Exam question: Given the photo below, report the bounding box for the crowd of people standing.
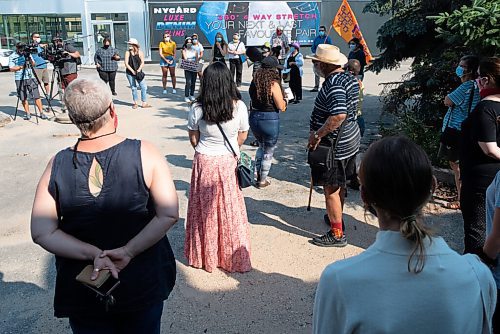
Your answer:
[21,25,500,333]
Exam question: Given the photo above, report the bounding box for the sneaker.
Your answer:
[189,96,195,101]
[172,89,177,94]
[184,97,191,103]
[311,230,347,247]
[112,92,118,96]
[39,113,48,120]
[310,87,319,92]
[23,113,31,120]
[163,89,167,94]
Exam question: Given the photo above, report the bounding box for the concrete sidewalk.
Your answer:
[0,62,463,333]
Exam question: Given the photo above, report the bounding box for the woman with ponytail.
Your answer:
[313,136,496,334]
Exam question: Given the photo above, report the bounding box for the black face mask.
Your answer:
[103,45,110,49]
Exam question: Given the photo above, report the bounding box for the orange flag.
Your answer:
[332,0,374,64]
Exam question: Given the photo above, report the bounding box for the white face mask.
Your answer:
[164,37,171,42]
[34,38,41,43]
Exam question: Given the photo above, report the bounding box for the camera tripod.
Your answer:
[47,64,66,111]
[13,55,56,124]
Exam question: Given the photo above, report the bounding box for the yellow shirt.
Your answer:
[159,41,176,57]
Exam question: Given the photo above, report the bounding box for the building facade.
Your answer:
[0,0,386,63]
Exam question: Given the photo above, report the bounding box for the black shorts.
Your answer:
[15,78,40,101]
[311,154,357,187]
[438,143,460,163]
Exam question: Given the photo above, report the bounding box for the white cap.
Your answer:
[127,38,139,46]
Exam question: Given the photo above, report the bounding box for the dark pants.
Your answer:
[184,70,197,97]
[494,290,500,333]
[357,116,365,137]
[461,183,487,254]
[69,301,164,334]
[229,58,243,86]
[289,66,302,100]
[249,111,280,182]
[98,70,117,93]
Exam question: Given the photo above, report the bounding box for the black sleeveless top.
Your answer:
[249,81,278,112]
[48,139,176,317]
[213,43,226,61]
[126,52,141,76]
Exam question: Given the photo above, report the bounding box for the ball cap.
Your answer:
[261,56,284,70]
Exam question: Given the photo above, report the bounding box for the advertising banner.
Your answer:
[149,1,321,48]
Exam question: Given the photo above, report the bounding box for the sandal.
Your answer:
[142,103,152,108]
[132,104,138,109]
[443,201,461,210]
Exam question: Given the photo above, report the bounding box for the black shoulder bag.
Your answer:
[307,121,347,185]
[440,82,476,148]
[216,123,253,189]
[130,53,145,82]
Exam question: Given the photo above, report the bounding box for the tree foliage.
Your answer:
[364,0,499,164]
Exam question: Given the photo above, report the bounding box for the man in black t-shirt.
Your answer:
[307,45,360,247]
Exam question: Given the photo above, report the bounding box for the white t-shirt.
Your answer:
[228,41,245,60]
[187,100,249,156]
[192,43,204,55]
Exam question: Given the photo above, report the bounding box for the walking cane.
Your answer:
[307,175,313,211]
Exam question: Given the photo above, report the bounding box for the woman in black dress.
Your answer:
[283,42,304,104]
[212,32,228,65]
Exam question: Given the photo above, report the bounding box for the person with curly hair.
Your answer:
[249,56,287,188]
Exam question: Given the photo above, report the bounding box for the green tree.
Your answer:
[365,0,498,164]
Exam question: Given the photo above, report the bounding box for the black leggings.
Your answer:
[98,70,117,93]
[460,183,487,254]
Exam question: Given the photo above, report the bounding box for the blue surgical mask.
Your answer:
[455,66,464,78]
[290,46,295,53]
[349,44,356,51]
[319,31,325,37]
[216,37,222,42]
[193,38,198,43]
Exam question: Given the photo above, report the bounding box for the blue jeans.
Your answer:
[126,73,147,103]
[184,70,197,97]
[357,116,365,137]
[249,111,280,182]
[69,301,164,334]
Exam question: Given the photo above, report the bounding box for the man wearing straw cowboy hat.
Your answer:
[307,44,360,247]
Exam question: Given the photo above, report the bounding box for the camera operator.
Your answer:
[8,42,48,120]
[31,32,50,94]
[54,37,80,89]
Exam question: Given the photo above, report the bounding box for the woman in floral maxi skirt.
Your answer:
[185,61,252,273]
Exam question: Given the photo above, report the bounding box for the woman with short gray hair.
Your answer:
[31,78,178,333]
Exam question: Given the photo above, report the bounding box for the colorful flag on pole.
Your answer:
[332,0,374,64]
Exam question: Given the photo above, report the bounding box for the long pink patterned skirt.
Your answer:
[185,152,252,273]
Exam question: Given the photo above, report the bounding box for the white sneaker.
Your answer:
[162,89,167,94]
[189,96,195,101]
[184,97,191,103]
[172,89,177,94]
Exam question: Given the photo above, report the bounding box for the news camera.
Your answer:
[17,42,39,58]
[44,42,66,66]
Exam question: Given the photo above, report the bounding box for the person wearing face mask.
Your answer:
[228,33,246,87]
[94,38,120,96]
[439,55,480,211]
[182,37,200,102]
[270,26,290,65]
[307,44,360,247]
[459,57,500,255]
[31,32,50,95]
[124,38,150,109]
[159,33,177,95]
[347,38,366,81]
[212,32,228,65]
[283,42,304,104]
[191,33,205,79]
[310,26,332,92]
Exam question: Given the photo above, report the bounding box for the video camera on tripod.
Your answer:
[44,40,67,67]
[17,42,39,59]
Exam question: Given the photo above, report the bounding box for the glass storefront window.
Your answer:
[91,13,128,22]
[0,14,83,54]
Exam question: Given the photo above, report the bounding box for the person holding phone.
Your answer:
[31,78,179,333]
